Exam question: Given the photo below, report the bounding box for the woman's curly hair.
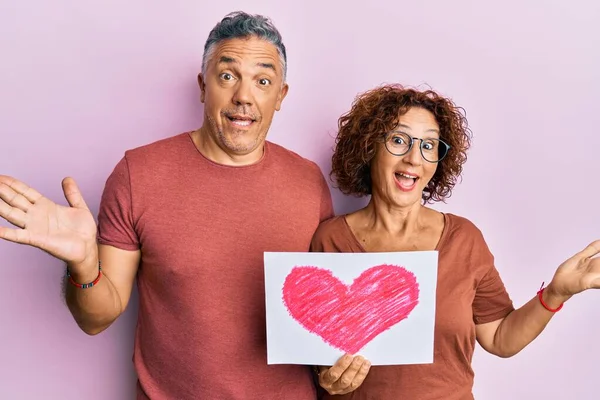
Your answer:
[330,84,472,203]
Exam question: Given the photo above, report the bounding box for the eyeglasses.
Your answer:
[384,131,451,163]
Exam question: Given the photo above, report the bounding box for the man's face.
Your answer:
[198,36,288,158]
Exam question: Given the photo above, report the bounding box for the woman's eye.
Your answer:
[422,141,436,151]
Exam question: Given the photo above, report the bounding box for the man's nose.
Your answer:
[232,79,253,106]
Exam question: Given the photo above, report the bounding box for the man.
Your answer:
[0,11,333,399]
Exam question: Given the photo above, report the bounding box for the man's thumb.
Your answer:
[61,177,89,210]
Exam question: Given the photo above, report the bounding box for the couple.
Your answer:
[1,11,598,400]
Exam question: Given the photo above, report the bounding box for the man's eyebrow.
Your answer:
[218,56,276,72]
[218,56,238,65]
[256,62,276,72]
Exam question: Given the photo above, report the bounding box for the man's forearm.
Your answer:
[64,257,123,335]
[492,285,570,357]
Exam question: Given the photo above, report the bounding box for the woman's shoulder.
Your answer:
[444,212,482,233]
[310,214,359,252]
[312,215,348,241]
[441,212,490,249]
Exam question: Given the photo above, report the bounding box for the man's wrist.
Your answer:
[67,255,100,285]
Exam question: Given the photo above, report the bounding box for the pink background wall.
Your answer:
[1,1,599,399]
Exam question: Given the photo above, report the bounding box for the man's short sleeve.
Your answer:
[318,172,334,223]
[96,156,140,251]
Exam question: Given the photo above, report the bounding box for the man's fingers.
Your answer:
[0,226,17,242]
[322,354,354,384]
[0,198,26,228]
[0,182,33,213]
[0,226,28,245]
[62,177,89,210]
[0,175,43,203]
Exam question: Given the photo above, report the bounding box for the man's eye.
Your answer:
[220,73,233,80]
[259,78,271,86]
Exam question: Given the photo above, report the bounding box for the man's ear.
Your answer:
[198,73,206,103]
[275,83,289,111]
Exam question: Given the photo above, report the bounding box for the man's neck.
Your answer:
[190,128,265,167]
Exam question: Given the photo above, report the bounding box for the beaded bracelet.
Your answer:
[66,261,102,289]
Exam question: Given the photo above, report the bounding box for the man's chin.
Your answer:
[220,136,264,155]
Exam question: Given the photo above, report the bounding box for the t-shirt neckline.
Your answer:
[341,212,451,253]
[184,131,270,170]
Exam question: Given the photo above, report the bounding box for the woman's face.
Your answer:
[370,107,441,209]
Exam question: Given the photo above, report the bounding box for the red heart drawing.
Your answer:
[282,264,419,354]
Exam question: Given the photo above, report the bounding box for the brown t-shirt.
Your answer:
[96,132,334,400]
[310,213,514,400]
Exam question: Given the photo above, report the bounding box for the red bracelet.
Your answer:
[537,282,563,312]
[66,261,102,289]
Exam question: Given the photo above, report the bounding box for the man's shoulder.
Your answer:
[124,132,190,161]
[266,141,323,176]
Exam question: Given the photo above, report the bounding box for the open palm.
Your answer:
[0,175,97,265]
[550,241,600,297]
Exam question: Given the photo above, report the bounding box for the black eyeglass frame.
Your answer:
[383,132,451,163]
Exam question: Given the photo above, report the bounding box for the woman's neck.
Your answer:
[360,196,425,236]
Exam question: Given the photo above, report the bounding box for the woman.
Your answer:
[310,84,599,399]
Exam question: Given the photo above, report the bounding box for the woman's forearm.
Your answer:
[492,284,571,357]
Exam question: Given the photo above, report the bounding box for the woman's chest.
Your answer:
[432,256,479,351]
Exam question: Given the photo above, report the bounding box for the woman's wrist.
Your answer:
[542,282,571,310]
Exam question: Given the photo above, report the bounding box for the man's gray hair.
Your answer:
[201,11,288,82]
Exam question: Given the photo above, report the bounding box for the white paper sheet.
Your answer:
[264,251,438,366]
